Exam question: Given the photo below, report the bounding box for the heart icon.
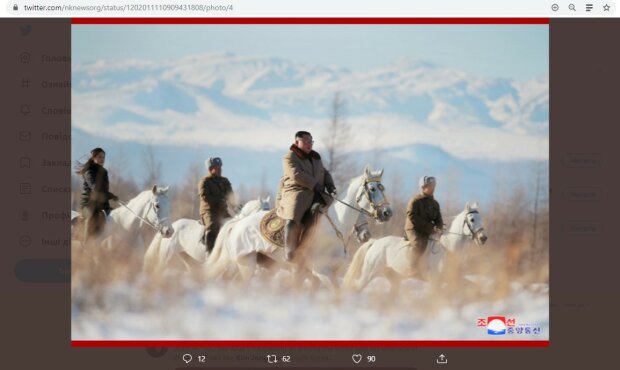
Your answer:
[352,354,362,364]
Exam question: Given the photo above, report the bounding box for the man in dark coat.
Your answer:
[276,131,336,261]
[405,176,444,272]
[198,157,236,253]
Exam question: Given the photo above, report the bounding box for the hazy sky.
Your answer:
[72,25,548,81]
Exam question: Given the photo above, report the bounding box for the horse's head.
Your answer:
[237,196,271,219]
[149,185,174,238]
[462,202,487,245]
[357,165,393,223]
[259,195,271,211]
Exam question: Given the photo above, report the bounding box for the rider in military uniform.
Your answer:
[405,176,444,272]
[276,131,336,261]
[198,157,236,253]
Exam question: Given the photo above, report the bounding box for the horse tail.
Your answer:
[143,233,163,274]
[205,221,234,280]
[343,238,374,289]
[207,224,227,266]
[205,244,230,280]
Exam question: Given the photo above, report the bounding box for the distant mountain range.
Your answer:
[72,52,548,205]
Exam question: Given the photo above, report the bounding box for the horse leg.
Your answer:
[311,270,338,292]
[355,248,384,292]
[82,216,95,250]
[143,234,163,275]
[236,252,258,283]
[354,263,375,292]
[255,252,275,280]
[384,268,403,296]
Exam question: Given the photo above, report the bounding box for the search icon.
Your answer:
[569,4,576,11]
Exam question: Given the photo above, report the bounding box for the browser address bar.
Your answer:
[4,0,617,17]
[12,2,235,15]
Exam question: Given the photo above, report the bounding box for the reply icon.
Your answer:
[182,354,193,364]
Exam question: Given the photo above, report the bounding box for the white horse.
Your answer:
[207,166,393,290]
[72,185,175,253]
[143,196,271,274]
[343,202,488,291]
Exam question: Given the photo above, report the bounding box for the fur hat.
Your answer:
[205,157,222,169]
[419,175,436,189]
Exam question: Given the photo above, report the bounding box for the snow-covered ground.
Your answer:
[72,273,548,341]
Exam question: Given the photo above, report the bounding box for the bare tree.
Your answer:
[236,183,248,204]
[370,120,385,170]
[530,159,549,264]
[106,144,139,201]
[442,168,462,218]
[259,166,269,197]
[171,161,203,220]
[323,92,355,188]
[386,172,406,235]
[142,144,162,189]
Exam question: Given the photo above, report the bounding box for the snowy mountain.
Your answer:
[72,53,548,203]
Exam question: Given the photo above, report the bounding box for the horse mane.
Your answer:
[343,168,383,193]
[449,202,481,233]
[124,186,170,207]
[125,189,150,207]
[344,175,364,194]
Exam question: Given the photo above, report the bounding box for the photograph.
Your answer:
[70,24,549,341]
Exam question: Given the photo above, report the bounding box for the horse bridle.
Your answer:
[145,197,171,233]
[321,176,389,255]
[354,177,390,219]
[427,210,483,253]
[119,197,170,234]
[463,210,484,240]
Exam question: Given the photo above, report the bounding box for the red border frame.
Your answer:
[70,16,549,348]
[71,17,549,25]
[72,340,549,347]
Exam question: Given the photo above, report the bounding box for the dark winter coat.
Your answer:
[405,193,444,237]
[80,163,116,216]
[198,174,234,226]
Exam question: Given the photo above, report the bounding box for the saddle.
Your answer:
[260,204,323,248]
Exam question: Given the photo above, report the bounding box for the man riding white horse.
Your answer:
[405,176,444,276]
[198,157,237,253]
[277,131,337,261]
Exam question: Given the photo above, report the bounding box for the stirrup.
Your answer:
[310,203,325,214]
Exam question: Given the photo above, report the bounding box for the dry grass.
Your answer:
[71,165,549,328]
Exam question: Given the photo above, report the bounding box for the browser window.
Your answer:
[1,1,617,369]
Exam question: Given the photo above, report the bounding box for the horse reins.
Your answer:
[321,208,368,256]
[441,210,484,240]
[320,180,386,254]
[323,177,390,219]
[117,200,167,233]
[402,211,483,253]
[324,191,375,218]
